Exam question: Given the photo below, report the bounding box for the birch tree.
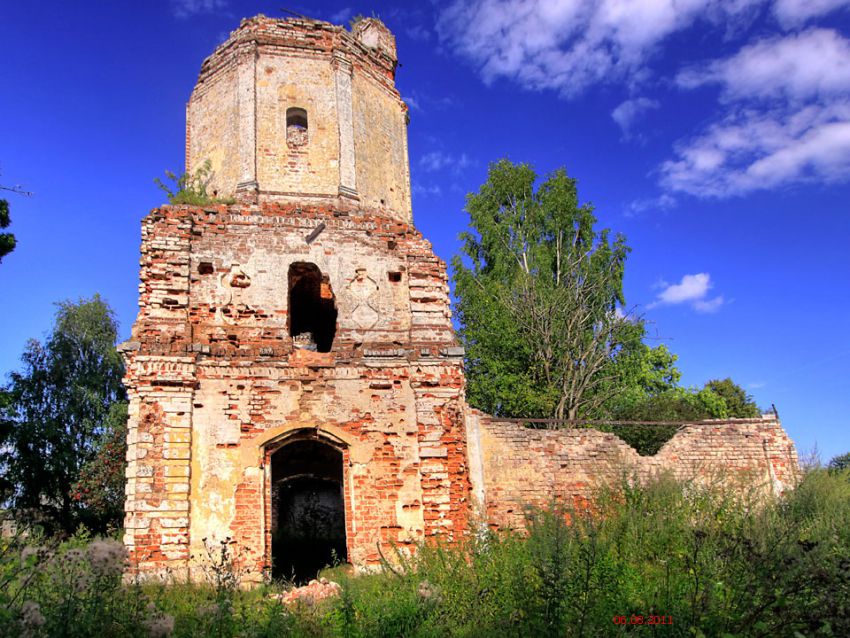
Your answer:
[452,159,640,421]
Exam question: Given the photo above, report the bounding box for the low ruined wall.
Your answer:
[465,410,801,531]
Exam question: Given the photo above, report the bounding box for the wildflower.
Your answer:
[143,605,175,638]
[198,603,220,617]
[418,580,441,603]
[20,600,45,632]
[75,570,94,593]
[65,548,85,563]
[87,539,127,576]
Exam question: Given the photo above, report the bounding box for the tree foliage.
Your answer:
[0,296,126,534]
[605,371,757,454]
[705,377,761,417]
[453,159,642,420]
[452,160,766,456]
[829,452,850,473]
[71,401,129,532]
[0,198,15,263]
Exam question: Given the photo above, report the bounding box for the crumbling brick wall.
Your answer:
[465,410,801,531]
[122,202,469,581]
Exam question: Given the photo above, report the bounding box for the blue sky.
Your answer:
[1,0,848,461]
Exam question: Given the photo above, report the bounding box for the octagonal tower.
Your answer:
[186,15,412,221]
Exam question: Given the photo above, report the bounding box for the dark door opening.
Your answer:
[270,438,347,583]
[288,262,337,352]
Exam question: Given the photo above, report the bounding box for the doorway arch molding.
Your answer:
[252,422,360,458]
[250,422,361,581]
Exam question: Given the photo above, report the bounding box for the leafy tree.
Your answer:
[0,198,15,263]
[604,342,681,415]
[828,452,850,473]
[0,296,126,534]
[451,159,767,457]
[705,377,760,417]
[71,401,128,532]
[452,159,640,420]
[0,389,14,503]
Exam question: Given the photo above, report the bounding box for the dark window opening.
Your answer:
[198,261,214,275]
[286,107,308,147]
[270,439,347,583]
[388,271,402,283]
[288,262,337,352]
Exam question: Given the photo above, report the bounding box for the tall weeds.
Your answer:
[2,469,848,636]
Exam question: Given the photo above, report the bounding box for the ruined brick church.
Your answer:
[121,15,800,583]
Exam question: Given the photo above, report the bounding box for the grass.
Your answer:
[2,468,848,637]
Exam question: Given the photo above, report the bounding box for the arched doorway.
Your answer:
[269,437,347,582]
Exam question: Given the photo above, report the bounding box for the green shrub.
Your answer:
[155,160,234,207]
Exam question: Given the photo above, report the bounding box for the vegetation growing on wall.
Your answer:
[155,159,234,206]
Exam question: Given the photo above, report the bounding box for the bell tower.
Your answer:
[122,15,470,583]
[186,16,412,222]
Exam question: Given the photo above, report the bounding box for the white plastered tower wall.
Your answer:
[185,16,412,223]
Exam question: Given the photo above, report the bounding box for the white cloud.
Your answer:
[437,1,850,200]
[773,0,850,26]
[403,95,421,111]
[693,295,725,313]
[419,151,474,173]
[437,0,762,98]
[612,97,660,136]
[677,29,850,102]
[402,92,455,115]
[648,273,724,313]
[663,29,850,197]
[171,0,227,19]
[412,183,443,197]
[661,102,850,196]
[657,273,711,303]
[406,24,432,41]
[625,193,676,216]
[330,8,353,24]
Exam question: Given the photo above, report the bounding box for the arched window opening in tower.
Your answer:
[288,262,337,352]
[270,438,347,583]
[286,107,308,147]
